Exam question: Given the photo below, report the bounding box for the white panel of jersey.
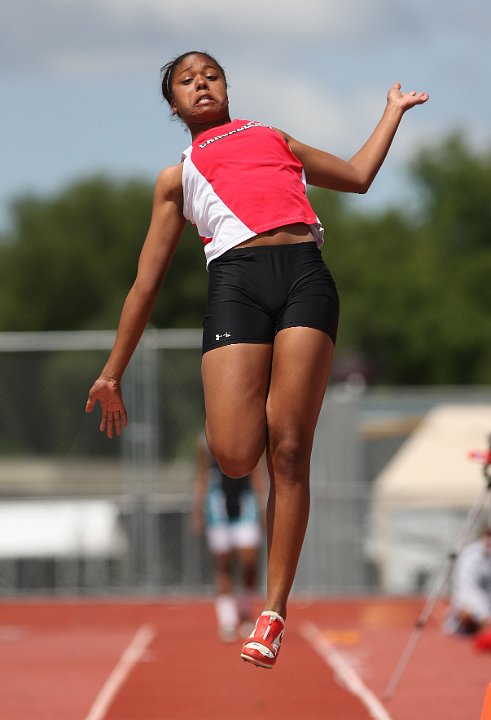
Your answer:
[181,119,324,266]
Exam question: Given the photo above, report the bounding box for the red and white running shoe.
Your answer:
[240,611,285,669]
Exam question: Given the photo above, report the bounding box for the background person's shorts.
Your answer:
[202,241,339,354]
[206,484,261,554]
[206,522,262,554]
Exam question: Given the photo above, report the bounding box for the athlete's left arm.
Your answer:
[279,83,429,194]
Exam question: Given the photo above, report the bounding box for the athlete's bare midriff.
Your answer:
[236,222,315,248]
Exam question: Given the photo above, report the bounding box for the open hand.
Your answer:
[388,82,429,112]
[85,376,128,439]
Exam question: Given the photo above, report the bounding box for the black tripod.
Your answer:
[384,435,491,702]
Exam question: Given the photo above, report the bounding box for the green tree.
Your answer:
[406,135,491,383]
[311,134,491,384]
[412,134,491,249]
[0,176,207,332]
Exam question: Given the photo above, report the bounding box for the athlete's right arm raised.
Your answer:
[85,164,186,438]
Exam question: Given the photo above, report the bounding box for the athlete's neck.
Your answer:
[189,114,232,142]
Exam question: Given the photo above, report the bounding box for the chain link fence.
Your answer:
[0,330,490,597]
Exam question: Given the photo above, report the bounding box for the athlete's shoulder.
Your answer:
[154,163,183,201]
[271,127,293,144]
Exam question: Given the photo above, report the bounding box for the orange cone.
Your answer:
[480,683,491,720]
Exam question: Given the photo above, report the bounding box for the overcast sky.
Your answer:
[1,0,489,230]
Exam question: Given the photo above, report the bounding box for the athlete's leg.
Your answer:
[264,326,334,618]
[235,545,258,635]
[237,545,258,588]
[209,528,240,642]
[201,343,273,478]
[213,550,239,642]
[214,550,233,595]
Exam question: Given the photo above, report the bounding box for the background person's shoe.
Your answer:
[218,625,237,643]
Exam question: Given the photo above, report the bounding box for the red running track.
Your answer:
[0,597,489,719]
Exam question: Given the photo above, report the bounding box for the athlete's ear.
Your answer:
[170,101,180,117]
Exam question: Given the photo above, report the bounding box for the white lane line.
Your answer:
[84,624,155,720]
[300,622,394,720]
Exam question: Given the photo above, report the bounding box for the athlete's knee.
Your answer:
[207,433,263,478]
[269,433,310,481]
[213,449,259,479]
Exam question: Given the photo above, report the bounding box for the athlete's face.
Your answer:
[170,54,229,129]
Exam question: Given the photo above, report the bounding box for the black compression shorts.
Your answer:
[202,241,339,354]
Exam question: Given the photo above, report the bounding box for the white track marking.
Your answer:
[84,624,155,720]
[300,622,394,720]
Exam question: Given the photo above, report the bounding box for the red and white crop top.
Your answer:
[181,119,324,266]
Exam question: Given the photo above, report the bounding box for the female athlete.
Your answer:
[86,50,429,669]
